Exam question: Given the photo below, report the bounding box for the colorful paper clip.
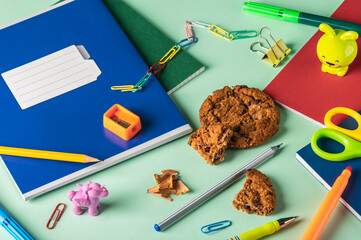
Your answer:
[189,21,257,41]
[229,30,258,39]
[175,36,198,48]
[112,35,197,92]
[111,73,151,92]
[46,203,66,230]
[209,24,233,40]
[188,21,211,29]
[189,21,230,40]
[201,220,232,234]
[185,21,196,42]
[159,45,181,64]
[147,61,166,75]
[110,85,142,92]
[250,27,291,67]
[113,19,257,93]
[133,73,153,92]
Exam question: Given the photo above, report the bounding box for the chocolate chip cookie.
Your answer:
[188,124,233,165]
[232,168,276,216]
[199,85,280,149]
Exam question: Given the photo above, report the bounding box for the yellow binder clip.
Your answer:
[250,27,291,67]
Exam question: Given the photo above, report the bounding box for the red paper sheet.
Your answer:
[264,0,361,126]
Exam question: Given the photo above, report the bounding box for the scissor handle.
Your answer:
[324,107,361,142]
[311,128,361,161]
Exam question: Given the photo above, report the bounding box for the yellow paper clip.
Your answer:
[250,27,291,67]
[209,25,233,40]
[111,85,140,92]
[159,45,181,64]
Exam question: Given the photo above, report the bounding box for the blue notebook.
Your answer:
[296,111,361,221]
[0,0,191,200]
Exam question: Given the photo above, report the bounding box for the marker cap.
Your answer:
[243,2,300,23]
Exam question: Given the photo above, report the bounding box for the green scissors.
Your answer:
[311,107,361,161]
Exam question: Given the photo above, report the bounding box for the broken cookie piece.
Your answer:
[232,168,276,216]
[188,124,233,165]
[148,169,189,201]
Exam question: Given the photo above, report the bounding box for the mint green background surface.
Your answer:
[0,0,359,239]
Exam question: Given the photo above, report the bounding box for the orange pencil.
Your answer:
[302,166,352,240]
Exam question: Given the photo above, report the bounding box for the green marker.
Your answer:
[243,2,361,34]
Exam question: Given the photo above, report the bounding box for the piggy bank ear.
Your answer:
[340,31,359,40]
[319,23,336,36]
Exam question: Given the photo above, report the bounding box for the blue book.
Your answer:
[296,111,361,221]
[0,0,192,200]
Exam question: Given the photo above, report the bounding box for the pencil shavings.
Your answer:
[148,169,189,201]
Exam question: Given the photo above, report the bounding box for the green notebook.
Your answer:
[102,0,205,94]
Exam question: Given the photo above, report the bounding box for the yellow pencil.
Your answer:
[0,146,100,163]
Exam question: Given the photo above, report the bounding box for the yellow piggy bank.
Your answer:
[317,23,358,77]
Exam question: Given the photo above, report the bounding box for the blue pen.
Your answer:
[0,205,33,240]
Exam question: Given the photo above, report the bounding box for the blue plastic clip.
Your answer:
[201,220,232,234]
[175,36,198,48]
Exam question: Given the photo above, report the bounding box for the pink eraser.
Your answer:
[68,181,109,216]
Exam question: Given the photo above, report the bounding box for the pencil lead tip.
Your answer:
[278,216,299,229]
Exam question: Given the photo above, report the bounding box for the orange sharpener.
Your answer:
[103,104,141,141]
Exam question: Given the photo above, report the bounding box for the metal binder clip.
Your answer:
[46,203,66,229]
[201,220,232,234]
[251,27,291,67]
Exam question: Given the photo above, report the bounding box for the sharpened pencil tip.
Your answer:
[84,156,101,163]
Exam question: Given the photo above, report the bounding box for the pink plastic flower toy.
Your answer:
[68,181,109,216]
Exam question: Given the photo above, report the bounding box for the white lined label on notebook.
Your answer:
[1,45,101,109]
